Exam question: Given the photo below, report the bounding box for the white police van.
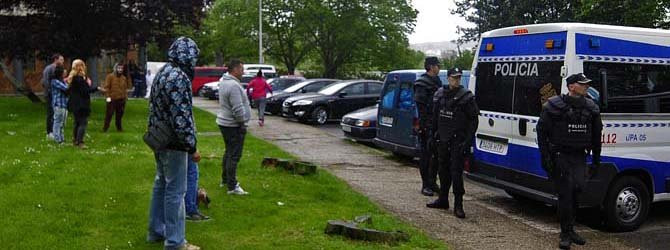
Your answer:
[467,23,670,232]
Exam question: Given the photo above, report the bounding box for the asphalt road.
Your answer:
[195,97,670,250]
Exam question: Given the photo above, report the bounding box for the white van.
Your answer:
[243,64,277,78]
[467,23,670,232]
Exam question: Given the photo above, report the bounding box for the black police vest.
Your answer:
[546,95,596,149]
[435,87,472,138]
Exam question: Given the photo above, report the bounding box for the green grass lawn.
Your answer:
[0,97,444,249]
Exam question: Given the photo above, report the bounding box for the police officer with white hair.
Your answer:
[426,67,479,219]
[537,73,603,249]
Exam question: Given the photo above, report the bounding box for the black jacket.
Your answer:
[67,76,96,117]
[413,73,442,131]
[537,94,603,167]
[432,85,479,147]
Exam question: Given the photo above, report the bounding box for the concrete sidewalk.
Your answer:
[194,97,636,250]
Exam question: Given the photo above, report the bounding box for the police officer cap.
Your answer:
[566,73,592,85]
[424,56,441,68]
[448,67,463,77]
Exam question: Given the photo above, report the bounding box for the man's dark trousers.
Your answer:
[554,150,587,233]
[45,93,53,134]
[436,137,466,200]
[219,126,246,190]
[418,130,438,190]
[103,99,126,131]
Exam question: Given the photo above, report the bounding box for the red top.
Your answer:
[246,76,273,100]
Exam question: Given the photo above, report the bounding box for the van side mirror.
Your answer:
[301,89,307,93]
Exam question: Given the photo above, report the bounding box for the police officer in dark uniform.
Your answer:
[426,68,479,219]
[537,73,603,249]
[413,57,442,196]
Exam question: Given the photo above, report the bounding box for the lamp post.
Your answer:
[258,0,263,64]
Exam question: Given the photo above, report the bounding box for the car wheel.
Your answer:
[197,87,206,97]
[312,107,328,125]
[604,176,650,232]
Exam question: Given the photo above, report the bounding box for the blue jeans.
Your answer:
[52,107,68,143]
[185,158,199,215]
[147,150,188,249]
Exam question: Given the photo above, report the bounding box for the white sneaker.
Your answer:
[227,184,248,195]
[46,133,54,140]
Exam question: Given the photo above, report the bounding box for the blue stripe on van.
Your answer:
[480,113,670,127]
[577,55,670,65]
[576,33,670,59]
[478,55,565,62]
[479,32,567,57]
[475,143,669,193]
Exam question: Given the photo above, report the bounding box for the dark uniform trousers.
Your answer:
[554,150,587,232]
[418,130,439,190]
[436,136,466,199]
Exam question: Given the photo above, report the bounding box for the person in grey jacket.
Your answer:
[216,59,251,195]
[42,53,64,138]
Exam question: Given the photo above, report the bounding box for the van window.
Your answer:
[476,62,562,116]
[381,81,398,109]
[475,63,515,113]
[584,62,670,113]
[397,81,414,110]
[512,62,563,116]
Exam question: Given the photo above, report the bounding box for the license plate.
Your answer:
[342,125,352,132]
[478,139,507,154]
[381,116,393,125]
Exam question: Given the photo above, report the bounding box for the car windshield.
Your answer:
[318,81,351,95]
[282,80,316,93]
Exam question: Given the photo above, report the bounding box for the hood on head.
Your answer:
[167,37,199,68]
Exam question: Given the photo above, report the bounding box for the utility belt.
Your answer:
[549,143,588,154]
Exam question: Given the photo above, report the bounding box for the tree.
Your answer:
[442,50,475,70]
[303,0,417,78]
[452,0,580,42]
[198,0,258,66]
[578,0,668,28]
[0,0,209,99]
[263,0,314,74]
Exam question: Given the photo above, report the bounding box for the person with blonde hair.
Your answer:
[67,59,96,149]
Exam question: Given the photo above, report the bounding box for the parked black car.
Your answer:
[341,105,378,142]
[266,79,338,115]
[282,80,383,125]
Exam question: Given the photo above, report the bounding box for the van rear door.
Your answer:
[378,73,417,148]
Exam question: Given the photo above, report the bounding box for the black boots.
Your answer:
[559,230,585,249]
[426,198,449,209]
[453,196,465,218]
[559,232,571,249]
[421,187,435,196]
[427,196,465,219]
[569,230,586,245]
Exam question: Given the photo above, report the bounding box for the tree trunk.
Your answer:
[87,57,98,87]
[0,61,42,103]
[215,51,224,67]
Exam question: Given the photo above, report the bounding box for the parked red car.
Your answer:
[192,67,227,96]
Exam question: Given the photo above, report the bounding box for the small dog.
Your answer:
[197,187,211,208]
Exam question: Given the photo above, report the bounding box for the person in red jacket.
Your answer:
[246,70,273,126]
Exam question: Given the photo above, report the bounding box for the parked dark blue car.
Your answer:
[374,69,470,157]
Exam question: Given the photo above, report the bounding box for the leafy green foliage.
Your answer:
[0,97,444,249]
[453,0,670,42]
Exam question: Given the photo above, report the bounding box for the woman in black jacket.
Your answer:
[67,59,96,149]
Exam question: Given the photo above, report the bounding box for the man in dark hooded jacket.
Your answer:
[413,56,442,196]
[537,73,602,249]
[146,37,201,250]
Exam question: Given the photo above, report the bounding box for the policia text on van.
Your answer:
[465,23,670,233]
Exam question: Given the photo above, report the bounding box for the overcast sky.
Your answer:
[409,0,472,44]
